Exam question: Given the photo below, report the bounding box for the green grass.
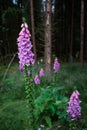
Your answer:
[0,63,87,129]
[0,100,28,130]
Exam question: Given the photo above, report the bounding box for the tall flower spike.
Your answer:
[28,70,31,76]
[53,58,60,73]
[17,22,35,72]
[39,68,45,77]
[67,90,81,120]
[34,75,40,85]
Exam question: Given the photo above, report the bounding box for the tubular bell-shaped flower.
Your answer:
[67,90,81,120]
[53,58,60,73]
[34,75,40,85]
[17,22,34,72]
[39,68,45,77]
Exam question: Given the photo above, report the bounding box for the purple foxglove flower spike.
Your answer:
[19,63,24,72]
[17,22,35,72]
[28,71,30,76]
[34,75,40,84]
[53,58,60,73]
[67,90,81,120]
[39,68,45,77]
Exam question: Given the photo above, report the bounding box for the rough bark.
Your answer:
[69,0,74,63]
[44,0,52,76]
[30,0,37,63]
[80,0,84,66]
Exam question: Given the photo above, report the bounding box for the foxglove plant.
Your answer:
[67,90,81,120]
[34,74,40,84]
[17,22,35,130]
[53,58,60,82]
[67,90,81,130]
[53,58,60,73]
[28,70,31,76]
[39,68,45,77]
[17,23,34,71]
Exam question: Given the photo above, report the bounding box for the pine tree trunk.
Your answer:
[85,10,87,62]
[69,0,74,63]
[80,0,84,66]
[30,0,37,63]
[44,0,52,76]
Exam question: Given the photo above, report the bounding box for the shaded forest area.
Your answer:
[0,0,87,63]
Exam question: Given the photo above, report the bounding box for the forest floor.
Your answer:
[0,63,87,130]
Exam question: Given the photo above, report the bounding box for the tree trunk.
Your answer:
[30,0,37,63]
[44,0,52,76]
[85,6,87,62]
[80,0,84,66]
[69,0,74,63]
[54,0,59,58]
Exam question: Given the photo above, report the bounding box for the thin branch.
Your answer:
[2,53,17,83]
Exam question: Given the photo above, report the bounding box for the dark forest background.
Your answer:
[0,0,87,63]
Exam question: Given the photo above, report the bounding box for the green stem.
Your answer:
[69,120,73,130]
[24,66,36,130]
[69,120,77,130]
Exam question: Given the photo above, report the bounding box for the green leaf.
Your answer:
[46,105,55,115]
[55,100,62,105]
[45,116,52,127]
[39,105,44,112]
